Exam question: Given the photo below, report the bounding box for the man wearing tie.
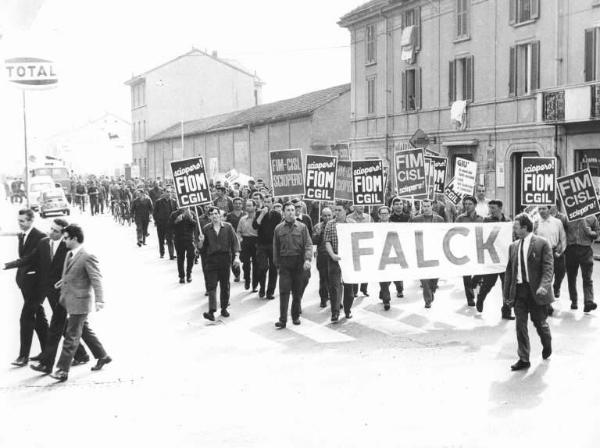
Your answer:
[30,219,89,374]
[504,214,554,371]
[50,224,111,382]
[3,209,48,367]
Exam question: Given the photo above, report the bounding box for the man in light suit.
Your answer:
[3,209,48,367]
[30,218,89,374]
[50,224,112,382]
[504,214,554,371]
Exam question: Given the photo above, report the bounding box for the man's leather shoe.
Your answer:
[245,282,250,290]
[292,318,301,325]
[137,242,142,247]
[571,302,578,310]
[203,311,215,321]
[50,370,69,382]
[11,356,28,367]
[320,301,327,308]
[170,256,176,260]
[542,345,552,360]
[397,292,404,298]
[345,312,353,319]
[186,275,192,283]
[234,276,240,283]
[554,289,560,298]
[384,303,390,311]
[424,302,431,309]
[476,297,484,313]
[29,353,43,362]
[584,302,598,313]
[259,290,266,298]
[511,360,531,371]
[91,356,112,371]
[467,298,476,307]
[266,295,275,300]
[72,358,90,366]
[221,309,230,318]
[30,362,51,374]
[179,278,185,284]
[275,321,286,329]
[331,313,339,323]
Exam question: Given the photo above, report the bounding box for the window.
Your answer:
[509,41,540,96]
[456,0,470,38]
[449,56,474,103]
[402,7,421,51]
[367,77,376,115]
[131,82,146,108]
[132,122,136,141]
[366,24,376,64]
[402,68,422,111]
[585,28,600,82]
[509,0,539,25]
[143,120,146,139]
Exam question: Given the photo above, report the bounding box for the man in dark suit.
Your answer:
[50,224,111,382]
[30,218,89,374]
[153,187,177,259]
[504,213,554,371]
[131,189,153,247]
[3,209,48,367]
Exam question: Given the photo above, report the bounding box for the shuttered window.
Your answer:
[402,68,422,111]
[366,24,376,64]
[509,0,539,25]
[456,0,470,38]
[449,56,474,104]
[402,7,421,51]
[367,77,376,115]
[508,41,540,96]
[584,28,600,82]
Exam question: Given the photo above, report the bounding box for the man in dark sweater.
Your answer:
[410,199,445,307]
[456,195,484,306]
[131,190,153,247]
[170,207,199,283]
[252,195,282,300]
[389,197,410,298]
[226,198,244,282]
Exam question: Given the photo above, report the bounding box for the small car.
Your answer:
[39,188,70,218]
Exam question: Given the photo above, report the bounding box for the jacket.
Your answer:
[503,234,554,307]
[37,238,68,291]
[153,194,178,225]
[4,227,46,288]
[59,248,104,315]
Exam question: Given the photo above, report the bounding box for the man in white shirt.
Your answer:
[534,205,567,302]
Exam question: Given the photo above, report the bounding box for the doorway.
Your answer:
[511,150,539,217]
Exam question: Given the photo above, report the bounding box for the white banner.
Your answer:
[337,222,513,283]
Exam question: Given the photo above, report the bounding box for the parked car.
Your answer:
[28,175,56,211]
[39,188,70,218]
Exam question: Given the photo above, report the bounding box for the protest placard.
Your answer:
[335,160,353,201]
[444,177,463,205]
[521,157,556,206]
[170,157,212,207]
[304,154,336,201]
[269,149,304,197]
[394,148,427,197]
[337,222,513,283]
[454,157,477,196]
[431,156,448,193]
[352,159,384,206]
[556,169,600,221]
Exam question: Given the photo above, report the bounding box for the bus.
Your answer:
[29,157,72,200]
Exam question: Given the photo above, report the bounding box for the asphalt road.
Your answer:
[0,201,599,448]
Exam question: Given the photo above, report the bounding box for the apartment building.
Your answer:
[339,0,600,215]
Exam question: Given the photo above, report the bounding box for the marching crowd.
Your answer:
[2,172,599,380]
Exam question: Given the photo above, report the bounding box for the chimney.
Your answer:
[211,50,218,58]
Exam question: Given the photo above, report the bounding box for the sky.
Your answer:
[0,0,365,171]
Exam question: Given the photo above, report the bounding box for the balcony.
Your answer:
[538,84,600,123]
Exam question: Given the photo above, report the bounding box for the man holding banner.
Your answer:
[456,195,484,306]
[409,199,444,308]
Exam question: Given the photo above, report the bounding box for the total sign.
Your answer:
[4,57,58,88]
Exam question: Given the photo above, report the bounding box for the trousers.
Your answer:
[56,313,107,372]
[156,222,174,258]
[514,283,551,362]
[327,261,354,315]
[175,240,195,279]
[256,243,278,296]
[278,256,305,322]
[19,281,48,358]
[565,245,594,304]
[135,217,149,244]
[316,252,330,303]
[205,253,232,311]
[240,237,258,288]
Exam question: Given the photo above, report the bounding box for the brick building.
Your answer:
[339,0,600,215]
[145,84,351,181]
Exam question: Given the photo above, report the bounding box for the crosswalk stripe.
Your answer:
[288,318,354,343]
